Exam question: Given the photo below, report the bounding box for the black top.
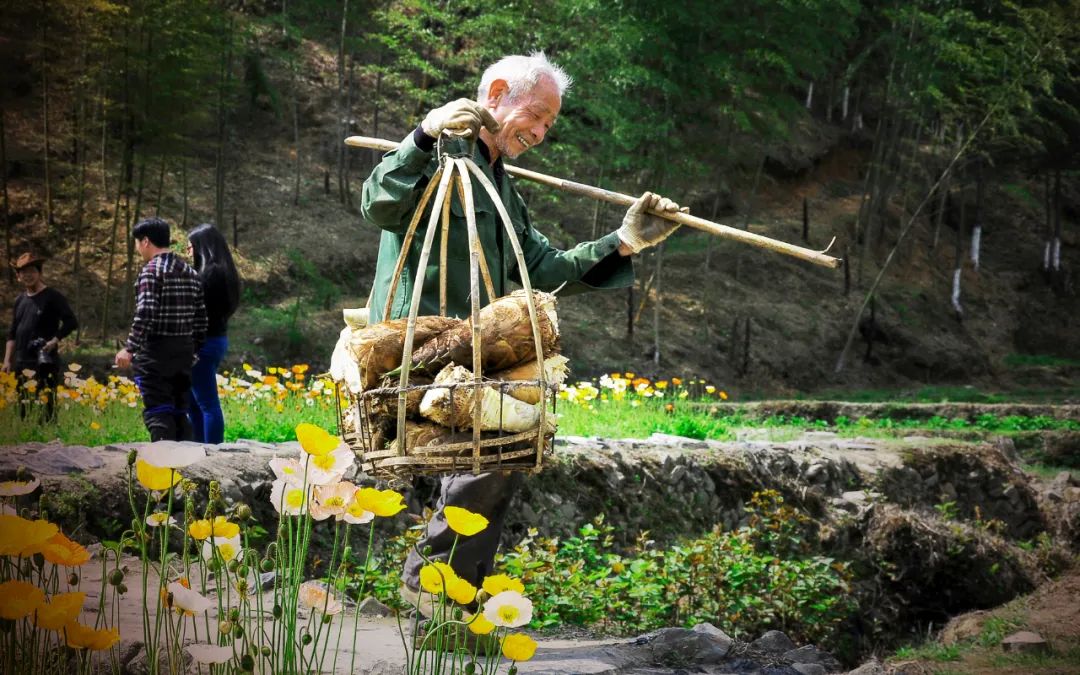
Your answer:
[7,287,78,365]
[200,264,238,337]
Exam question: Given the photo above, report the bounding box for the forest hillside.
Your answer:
[1,0,1077,399]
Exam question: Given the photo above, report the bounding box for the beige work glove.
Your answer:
[616,191,688,254]
[421,99,501,139]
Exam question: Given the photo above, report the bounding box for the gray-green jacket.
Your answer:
[360,130,633,323]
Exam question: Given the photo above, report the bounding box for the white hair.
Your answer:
[476,51,573,104]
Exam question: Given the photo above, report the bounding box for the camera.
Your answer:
[28,337,58,367]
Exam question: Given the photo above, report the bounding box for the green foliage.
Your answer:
[1003,354,1080,368]
[496,491,855,645]
[893,642,963,662]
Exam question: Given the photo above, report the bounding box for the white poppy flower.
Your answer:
[0,477,40,497]
[482,590,533,628]
[268,458,307,488]
[298,581,343,615]
[187,643,234,664]
[310,481,357,522]
[342,497,374,525]
[168,582,212,614]
[138,442,206,469]
[202,534,243,563]
[302,447,354,486]
[270,479,310,516]
[145,512,177,528]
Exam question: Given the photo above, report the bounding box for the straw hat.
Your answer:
[12,252,47,271]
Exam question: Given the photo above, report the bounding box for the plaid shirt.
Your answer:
[126,252,208,354]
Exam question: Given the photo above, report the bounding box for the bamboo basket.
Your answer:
[338,139,558,482]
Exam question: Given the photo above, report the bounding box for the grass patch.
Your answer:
[1021,463,1075,481]
[986,646,1080,669]
[1004,353,1080,368]
[893,642,964,662]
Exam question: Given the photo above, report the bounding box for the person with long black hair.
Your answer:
[186,223,240,444]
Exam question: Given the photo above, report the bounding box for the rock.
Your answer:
[632,627,731,664]
[123,644,193,675]
[940,610,988,645]
[1001,630,1049,654]
[793,664,826,675]
[357,596,393,617]
[259,571,276,591]
[783,644,841,672]
[751,630,797,655]
[692,622,733,646]
[843,658,885,675]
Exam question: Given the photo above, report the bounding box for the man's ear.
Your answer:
[484,79,509,109]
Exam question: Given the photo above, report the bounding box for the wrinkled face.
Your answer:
[484,76,561,160]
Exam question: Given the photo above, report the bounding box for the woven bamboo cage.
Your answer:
[338,139,558,483]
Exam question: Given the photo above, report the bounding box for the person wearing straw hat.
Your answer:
[3,252,78,423]
[361,52,686,611]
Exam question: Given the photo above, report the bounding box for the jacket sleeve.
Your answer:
[360,129,438,234]
[510,194,635,295]
[126,265,158,354]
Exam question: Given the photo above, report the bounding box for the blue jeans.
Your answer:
[188,335,228,444]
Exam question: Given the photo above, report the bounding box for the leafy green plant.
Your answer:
[495,491,854,646]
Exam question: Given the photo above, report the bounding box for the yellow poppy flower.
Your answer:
[418,562,457,594]
[467,613,496,635]
[64,621,121,650]
[36,532,90,567]
[481,574,525,596]
[33,592,85,631]
[446,577,477,605]
[353,488,406,517]
[443,506,488,536]
[501,633,537,662]
[295,423,339,456]
[0,580,46,620]
[0,515,58,556]
[188,519,212,541]
[135,459,181,492]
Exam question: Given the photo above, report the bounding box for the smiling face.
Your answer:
[15,265,42,292]
[480,76,561,161]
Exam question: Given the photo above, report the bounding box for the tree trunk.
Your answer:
[733,154,766,282]
[154,155,166,216]
[970,167,983,272]
[652,247,663,367]
[951,193,965,321]
[215,14,234,229]
[802,197,809,243]
[343,55,355,208]
[1052,169,1062,272]
[335,0,350,203]
[182,157,189,227]
[1,109,11,284]
[101,159,126,339]
[1042,172,1052,273]
[590,164,604,240]
[805,81,814,110]
[842,85,849,121]
[122,157,146,320]
[626,286,634,339]
[73,51,88,340]
[703,193,720,272]
[41,0,55,230]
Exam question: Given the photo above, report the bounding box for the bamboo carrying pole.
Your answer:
[346,135,842,269]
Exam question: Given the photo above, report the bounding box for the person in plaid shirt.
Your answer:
[115,217,208,441]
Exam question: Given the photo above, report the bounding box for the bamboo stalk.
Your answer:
[346,135,842,269]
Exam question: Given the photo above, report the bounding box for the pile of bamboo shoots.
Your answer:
[330,290,568,455]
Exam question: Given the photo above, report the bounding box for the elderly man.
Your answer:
[361,52,685,603]
[3,252,78,422]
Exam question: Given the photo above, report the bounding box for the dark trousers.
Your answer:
[16,361,60,423]
[189,335,228,444]
[133,337,195,442]
[403,470,524,589]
